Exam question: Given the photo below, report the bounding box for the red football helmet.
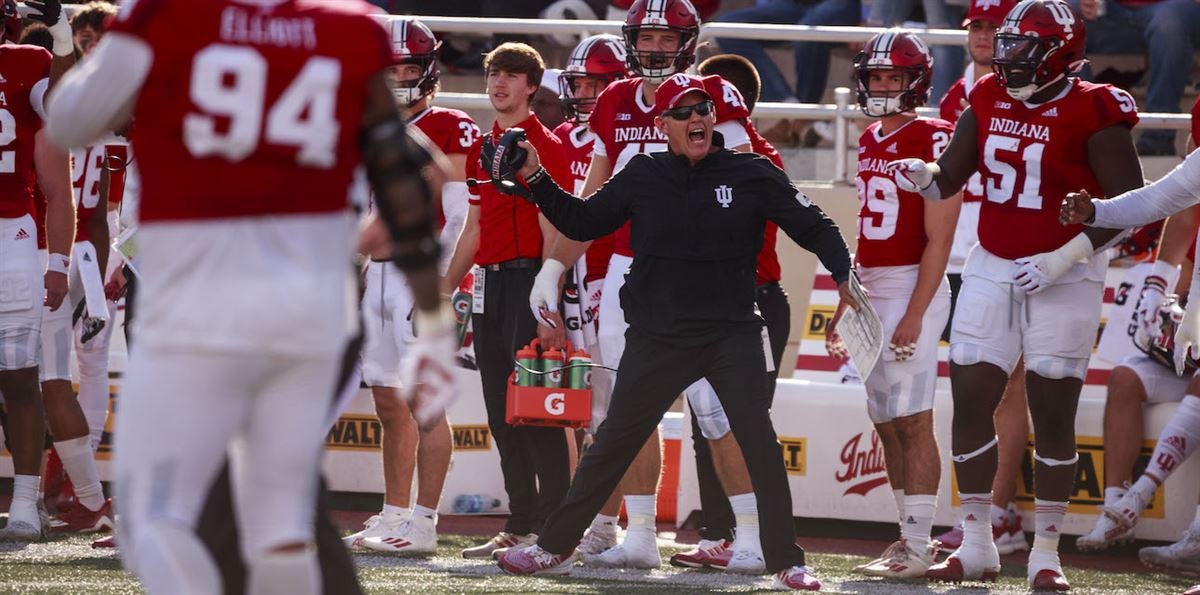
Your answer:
[621,0,700,82]
[560,34,629,123]
[853,29,933,117]
[1,0,20,45]
[992,0,1087,101]
[389,17,441,107]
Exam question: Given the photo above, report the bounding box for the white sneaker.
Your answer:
[1104,489,1150,532]
[1076,510,1135,551]
[854,539,904,573]
[860,539,933,579]
[724,547,767,575]
[2,502,44,541]
[1139,526,1200,573]
[361,519,437,554]
[771,565,821,591]
[581,536,661,569]
[343,514,402,549]
[577,522,617,555]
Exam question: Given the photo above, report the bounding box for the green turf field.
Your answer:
[0,532,1194,594]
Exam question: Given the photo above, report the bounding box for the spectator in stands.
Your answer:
[1069,0,1200,155]
[866,0,965,105]
[713,0,862,106]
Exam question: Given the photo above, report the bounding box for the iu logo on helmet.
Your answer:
[715,185,733,208]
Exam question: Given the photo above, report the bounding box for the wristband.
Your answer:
[48,253,69,275]
[524,167,547,185]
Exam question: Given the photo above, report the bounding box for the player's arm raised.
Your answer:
[26,0,75,88]
[34,130,73,310]
[46,33,149,150]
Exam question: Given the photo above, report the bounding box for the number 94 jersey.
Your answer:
[969,74,1139,259]
[109,0,393,223]
[855,117,953,268]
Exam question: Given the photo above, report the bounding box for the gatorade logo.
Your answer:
[545,393,566,415]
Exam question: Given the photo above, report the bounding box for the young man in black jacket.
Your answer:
[497,74,856,591]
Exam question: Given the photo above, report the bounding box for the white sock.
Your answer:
[76,365,110,452]
[728,492,760,552]
[412,504,437,528]
[892,488,905,528]
[902,494,937,551]
[1104,486,1128,508]
[248,548,320,595]
[1128,474,1159,507]
[12,474,39,505]
[592,514,619,531]
[1033,499,1067,553]
[623,495,656,544]
[1145,395,1200,483]
[990,504,1007,526]
[55,435,104,510]
[960,492,993,547]
[382,504,410,523]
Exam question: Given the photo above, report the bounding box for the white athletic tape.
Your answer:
[951,435,998,463]
[1032,451,1079,467]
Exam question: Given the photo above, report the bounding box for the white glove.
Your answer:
[887,159,942,201]
[529,258,565,327]
[25,0,72,56]
[1175,302,1200,376]
[401,305,459,429]
[1013,233,1093,294]
[1133,261,1180,350]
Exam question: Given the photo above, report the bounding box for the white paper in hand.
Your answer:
[836,275,883,380]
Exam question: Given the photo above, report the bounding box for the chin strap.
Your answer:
[1006,73,1066,101]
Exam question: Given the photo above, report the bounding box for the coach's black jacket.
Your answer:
[528,133,852,340]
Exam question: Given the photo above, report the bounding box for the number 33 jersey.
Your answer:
[110,0,392,223]
[855,117,953,268]
[969,73,1139,260]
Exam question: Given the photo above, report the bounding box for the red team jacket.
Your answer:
[968,74,1139,259]
[110,0,392,222]
[856,117,955,268]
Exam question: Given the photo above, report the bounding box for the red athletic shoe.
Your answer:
[51,498,114,534]
[670,539,731,569]
[56,477,76,514]
[91,534,117,549]
[926,545,1001,584]
[1031,568,1071,591]
[41,449,65,510]
[497,545,577,576]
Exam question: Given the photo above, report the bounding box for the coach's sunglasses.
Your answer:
[662,100,714,121]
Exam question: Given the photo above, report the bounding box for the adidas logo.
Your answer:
[14,228,29,241]
[1044,107,1058,117]
[905,516,916,524]
[1166,435,1187,451]
[0,73,7,84]
[886,143,898,154]
[965,514,977,521]
[1046,524,1058,533]
[83,252,92,262]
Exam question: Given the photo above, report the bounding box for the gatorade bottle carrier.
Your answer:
[506,340,592,428]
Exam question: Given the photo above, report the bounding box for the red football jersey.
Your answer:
[105,144,128,207]
[110,0,392,222]
[71,144,106,243]
[466,113,570,266]
[590,75,751,257]
[1191,95,1200,150]
[748,121,783,285]
[554,120,614,284]
[856,117,955,268]
[940,76,984,203]
[0,45,52,219]
[410,106,481,158]
[969,75,1139,259]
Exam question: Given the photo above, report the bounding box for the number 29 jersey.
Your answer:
[969,74,1139,259]
[110,0,392,223]
[855,117,953,268]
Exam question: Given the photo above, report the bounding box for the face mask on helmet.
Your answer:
[559,73,620,123]
[1143,295,1199,374]
[992,33,1064,101]
[622,26,696,83]
[854,66,927,117]
[391,55,439,108]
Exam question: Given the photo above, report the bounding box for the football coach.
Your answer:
[496,74,857,590]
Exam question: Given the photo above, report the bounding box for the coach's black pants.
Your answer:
[472,267,571,535]
[538,324,805,572]
[692,282,791,542]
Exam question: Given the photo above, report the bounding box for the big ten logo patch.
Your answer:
[453,425,491,451]
[326,415,383,451]
[779,437,807,476]
[804,305,838,340]
[951,436,1165,518]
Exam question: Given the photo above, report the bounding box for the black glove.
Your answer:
[478,128,531,200]
[25,0,63,28]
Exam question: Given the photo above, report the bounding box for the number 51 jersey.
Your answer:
[110,0,392,223]
[969,74,1139,260]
